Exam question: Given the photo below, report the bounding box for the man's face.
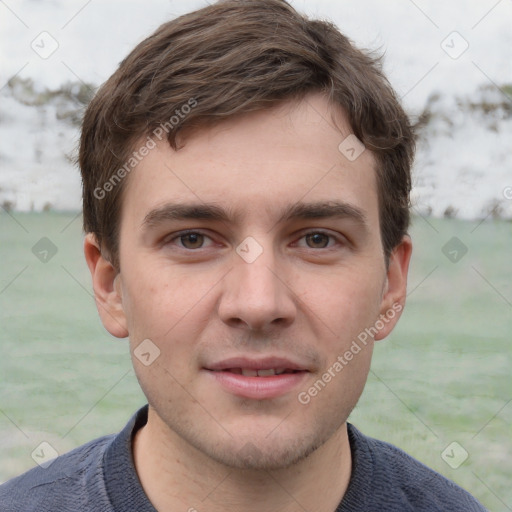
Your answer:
[96,92,409,469]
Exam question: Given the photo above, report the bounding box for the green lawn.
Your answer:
[0,211,510,510]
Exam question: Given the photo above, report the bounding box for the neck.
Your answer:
[133,406,352,512]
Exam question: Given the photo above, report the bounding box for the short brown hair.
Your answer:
[79,0,414,269]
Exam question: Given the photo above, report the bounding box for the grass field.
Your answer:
[0,211,510,510]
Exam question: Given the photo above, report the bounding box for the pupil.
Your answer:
[307,233,328,248]
[183,233,203,248]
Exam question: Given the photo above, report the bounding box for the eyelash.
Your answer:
[169,230,216,250]
[165,229,343,251]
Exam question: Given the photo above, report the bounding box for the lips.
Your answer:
[222,368,301,376]
[205,356,307,373]
[204,356,309,399]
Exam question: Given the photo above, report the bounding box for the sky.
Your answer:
[1,0,510,111]
[0,0,511,216]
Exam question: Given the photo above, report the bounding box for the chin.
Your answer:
[199,421,335,471]
[211,439,320,471]
[148,389,350,471]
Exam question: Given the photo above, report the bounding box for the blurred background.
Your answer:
[0,1,511,510]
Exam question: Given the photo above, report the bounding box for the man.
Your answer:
[0,1,487,510]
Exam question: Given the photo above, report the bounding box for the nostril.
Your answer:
[226,318,246,329]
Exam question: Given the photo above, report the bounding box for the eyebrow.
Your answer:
[276,201,368,226]
[142,203,233,229]
[141,200,368,230]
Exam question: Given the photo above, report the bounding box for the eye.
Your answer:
[296,231,339,249]
[304,232,331,248]
[180,232,205,249]
[167,231,214,250]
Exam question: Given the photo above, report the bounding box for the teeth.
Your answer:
[233,368,292,377]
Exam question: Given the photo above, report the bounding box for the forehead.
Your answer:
[120,93,379,229]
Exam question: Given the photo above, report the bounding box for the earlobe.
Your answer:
[374,235,413,341]
[83,233,129,338]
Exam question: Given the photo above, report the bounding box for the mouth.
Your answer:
[218,368,303,377]
[204,357,309,399]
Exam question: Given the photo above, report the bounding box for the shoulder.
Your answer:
[344,424,488,511]
[0,434,115,512]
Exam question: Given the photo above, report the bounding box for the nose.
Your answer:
[217,242,297,332]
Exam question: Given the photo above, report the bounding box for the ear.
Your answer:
[374,235,412,341]
[84,233,128,338]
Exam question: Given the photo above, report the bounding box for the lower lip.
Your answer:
[205,370,308,400]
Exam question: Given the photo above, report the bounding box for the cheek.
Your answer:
[123,268,214,388]
[295,265,385,342]
[120,259,219,344]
